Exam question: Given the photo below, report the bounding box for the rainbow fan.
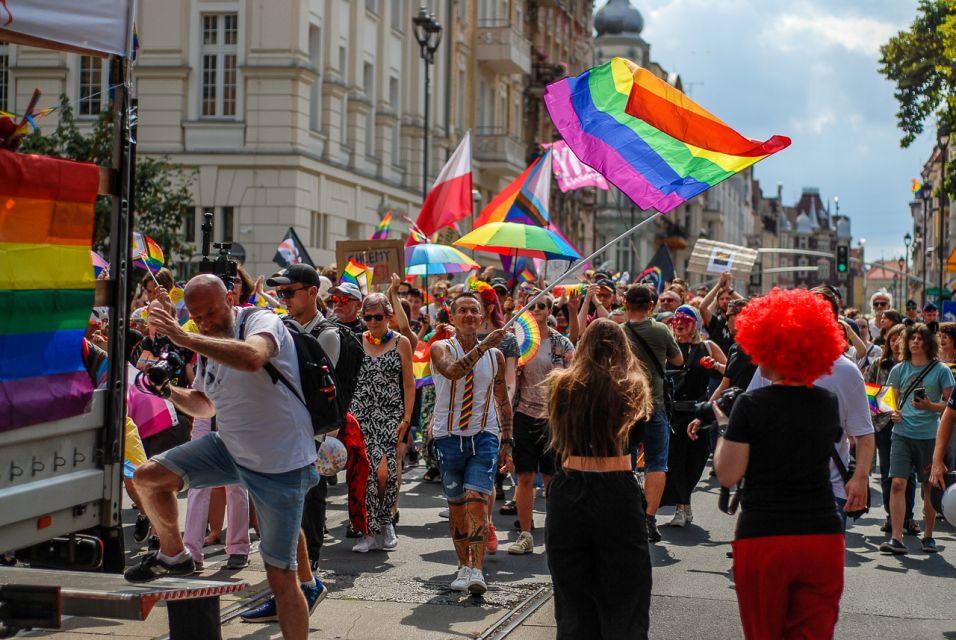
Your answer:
[513,309,541,366]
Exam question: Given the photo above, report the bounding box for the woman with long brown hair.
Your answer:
[545,318,653,639]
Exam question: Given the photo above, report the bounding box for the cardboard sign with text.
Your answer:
[686,239,759,279]
[336,239,405,286]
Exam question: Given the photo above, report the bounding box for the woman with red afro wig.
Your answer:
[714,288,847,640]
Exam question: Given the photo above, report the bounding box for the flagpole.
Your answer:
[139,251,162,288]
[502,212,662,331]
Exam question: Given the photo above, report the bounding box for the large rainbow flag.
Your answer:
[0,149,99,431]
[475,149,552,228]
[543,57,790,213]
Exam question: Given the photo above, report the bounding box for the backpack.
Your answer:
[236,309,364,436]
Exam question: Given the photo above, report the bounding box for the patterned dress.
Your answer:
[350,340,405,535]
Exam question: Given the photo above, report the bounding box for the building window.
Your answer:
[78,55,107,116]
[309,25,322,132]
[459,0,468,23]
[221,206,234,242]
[346,220,364,240]
[457,69,465,126]
[366,0,378,13]
[200,13,238,118]
[391,0,403,31]
[311,211,328,249]
[184,207,196,243]
[390,77,400,162]
[339,46,348,145]
[364,63,375,155]
[0,42,8,112]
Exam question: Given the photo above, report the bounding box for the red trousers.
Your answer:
[340,413,370,535]
[732,533,844,640]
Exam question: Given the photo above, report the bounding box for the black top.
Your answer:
[724,343,757,390]
[340,317,368,334]
[668,342,711,405]
[706,312,734,356]
[723,385,843,539]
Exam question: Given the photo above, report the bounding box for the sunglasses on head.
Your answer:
[331,295,354,304]
[276,286,306,299]
[363,314,385,322]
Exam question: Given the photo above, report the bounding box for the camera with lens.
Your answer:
[694,386,745,429]
[135,339,184,398]
[198,211,238,290]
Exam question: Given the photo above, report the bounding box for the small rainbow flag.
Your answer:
[544,57,790,213]
[341,258,372,296]
[370,212,392,241]
[518,268,536,284]
[132,232,165,272]
[1,149,99,430]
[413,327,452,388]
[865,383,897,415]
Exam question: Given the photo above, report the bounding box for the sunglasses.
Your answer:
[331,295,355,304]
[363,314,385,322]
[276,286,306,299]
[873,301,889,308]
[530,302,550,310]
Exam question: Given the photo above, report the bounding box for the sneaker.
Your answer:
[669,509,688,528]
[486,522,498,555]
[439,507,450,519]
[345,523,362,539]
[240,596,278,623]
[512,519,537,531]
[646,515,662,543]
[508,531,534,555]
[879,539,908,555]
[124,551,196,583]
[133,514,150,544]
[684,505,694,523]
[467,568,487,596]
[225,554,249,570]
[880,517,891,532]
[382,524,398,550]
[921,537,939,553]
[499,500,517,515]
[450,566,471,592]
[904,519,921,536]
[303,578,328,614]
[147,535,160,552]
[352,534,380,553]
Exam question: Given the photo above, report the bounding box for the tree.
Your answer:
[19,98,196,263]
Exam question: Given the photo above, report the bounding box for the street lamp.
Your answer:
[898,256,906,308]
[859,238,866,303]
[904,232,912,304]
[412,6,443,201]
[920,181,933,307]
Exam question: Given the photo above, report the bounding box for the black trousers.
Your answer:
[545,470,651,640]
[301,477,328,564]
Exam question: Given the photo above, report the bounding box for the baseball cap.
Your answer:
[924,302,938,312]
[906,299,918,309]
[329,281,363,300]
[267,264,321,288]
[490,278,509,293]
[597,278,616,293]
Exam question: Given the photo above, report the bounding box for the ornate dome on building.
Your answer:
[595,0,645,38]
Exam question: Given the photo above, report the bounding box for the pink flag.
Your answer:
[545,140,609,193]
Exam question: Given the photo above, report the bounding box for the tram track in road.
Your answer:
[476,585,553,640]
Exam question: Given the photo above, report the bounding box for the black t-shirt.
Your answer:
[340,317,368,335]
[724,343,756,390]
[723,385,843,539]
[706,312,734,356]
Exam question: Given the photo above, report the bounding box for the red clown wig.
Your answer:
[734,288,845,386]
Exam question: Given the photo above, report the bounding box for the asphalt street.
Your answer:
[13,463,956,639]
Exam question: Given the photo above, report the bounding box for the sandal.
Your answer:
[423,468,440,482]
[499,500,517,515]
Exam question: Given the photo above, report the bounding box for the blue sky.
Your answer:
[594,0,934,266]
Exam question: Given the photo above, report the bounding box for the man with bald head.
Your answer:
[127,274,319,640]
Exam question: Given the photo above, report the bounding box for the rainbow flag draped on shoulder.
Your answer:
[543,57,790,213]
[0,149,99,431]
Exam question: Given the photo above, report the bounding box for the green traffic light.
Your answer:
[837,264,847,272]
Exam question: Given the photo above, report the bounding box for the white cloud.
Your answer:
[764,12,897,56]
[791,111,836,134]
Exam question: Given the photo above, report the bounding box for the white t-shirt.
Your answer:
[748,354,873,500]
[194,308,316,474]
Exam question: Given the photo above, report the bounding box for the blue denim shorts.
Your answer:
[639,410,670,473]
[434,431,499,499]
[152,432,319,570]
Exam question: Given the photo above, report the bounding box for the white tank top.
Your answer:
[431,337,500,438]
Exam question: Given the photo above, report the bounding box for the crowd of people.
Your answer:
[77,258,956,640]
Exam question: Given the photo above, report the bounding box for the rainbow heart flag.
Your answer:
[0,149,99,430]
[544,57,790,213]
[132,232,165,272]
[370,212,392,241]
[865,383,897,415]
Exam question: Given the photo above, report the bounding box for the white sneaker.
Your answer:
[450,566,470,592]
[467,568,487,596]
[439,507,450,519]
[351,534,379,553]
[684,505,694,524]
[382,524,398,550]
[508,531,534,555]
[669,509,688,528]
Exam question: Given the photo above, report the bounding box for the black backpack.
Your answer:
[237,309,364,436]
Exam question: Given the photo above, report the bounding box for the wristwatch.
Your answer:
[500,437,515,447]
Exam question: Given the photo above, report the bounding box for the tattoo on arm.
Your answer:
[431,341,485,381]
[493,352,513,435]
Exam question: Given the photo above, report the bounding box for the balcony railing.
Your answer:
[474,127,526,175]
[475,23,532,75]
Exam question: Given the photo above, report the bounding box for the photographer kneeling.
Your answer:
[713,288,846,640]
[127,274,319,640]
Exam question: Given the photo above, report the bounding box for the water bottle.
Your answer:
[319,364,336,403]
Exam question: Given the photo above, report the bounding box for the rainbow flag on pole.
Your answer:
[0,149,99,430]
[543,57,791,213]
[370,212,392,241]
[341,259,372,296]
[865,383,897,415]
[132,232,165,272]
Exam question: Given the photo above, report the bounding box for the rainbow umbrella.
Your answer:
[405,243,480,276]
[454,221,581,261]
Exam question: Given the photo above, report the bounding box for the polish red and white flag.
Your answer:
[409,131,473,245]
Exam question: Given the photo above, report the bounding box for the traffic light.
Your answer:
[836,245,849,273]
